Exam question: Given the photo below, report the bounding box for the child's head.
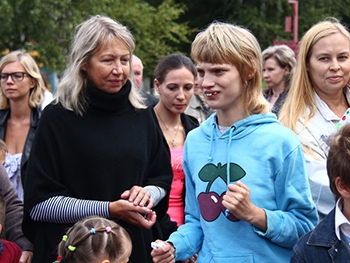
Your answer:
[191,21,269,115]
[57,216,132,263]
[0,140,7,165]
[327,123,350,201]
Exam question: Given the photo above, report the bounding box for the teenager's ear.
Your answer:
[335,177,350,199]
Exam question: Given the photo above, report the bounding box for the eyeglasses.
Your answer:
[0,72,30,83]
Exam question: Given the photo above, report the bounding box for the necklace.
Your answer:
[155,109,180,148]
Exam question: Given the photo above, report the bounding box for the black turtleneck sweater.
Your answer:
[23,80,173,263]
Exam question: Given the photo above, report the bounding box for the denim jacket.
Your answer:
[291,208,350,263]
[0,107,41,185]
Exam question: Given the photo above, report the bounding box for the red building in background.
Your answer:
[273,0,299,57]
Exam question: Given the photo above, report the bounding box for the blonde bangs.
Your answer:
[191,23,243,67]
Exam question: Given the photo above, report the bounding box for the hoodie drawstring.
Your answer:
[225,126,236,217]
[207,122,216,162]
[226,126,236,185]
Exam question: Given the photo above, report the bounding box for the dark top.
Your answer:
[23,80,173,263]
[262,88,288,116]
[0,107,41,185]
[291,208,350,263]
[180,113,199,135]
[141,91,159,107]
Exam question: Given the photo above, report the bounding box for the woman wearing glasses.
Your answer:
[0,50,46,204]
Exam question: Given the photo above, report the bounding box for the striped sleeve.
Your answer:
[29,196,110,224]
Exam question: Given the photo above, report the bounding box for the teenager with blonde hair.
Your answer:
[151,21,317,263]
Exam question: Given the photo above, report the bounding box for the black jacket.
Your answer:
[181,113,199,135]
[0,107,41,185]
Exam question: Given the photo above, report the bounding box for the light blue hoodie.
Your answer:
[168,112,318,263]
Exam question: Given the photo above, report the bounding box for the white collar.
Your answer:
[314,88,350,121]
[335,198,350,240]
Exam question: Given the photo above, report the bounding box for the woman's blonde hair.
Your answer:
[279,18,350,133]
[191,21,269,116]
[55,15,145,116]
[0,50,46,109]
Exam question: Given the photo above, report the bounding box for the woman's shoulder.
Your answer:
[38,102,76,129]
[181,113,199,133]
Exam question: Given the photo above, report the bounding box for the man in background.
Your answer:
[132,55,158,107]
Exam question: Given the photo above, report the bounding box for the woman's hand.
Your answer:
[109,199,156,229]
[19,251,33,263]
[151,241,176,263]
[121,185,154,209]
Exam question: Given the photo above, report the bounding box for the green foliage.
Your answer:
[105,0,192,77]
[298,0,350,39]
[1,0,349,80]
[0,0,192,76]
[170,0,350,54]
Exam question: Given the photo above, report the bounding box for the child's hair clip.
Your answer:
[90,228,96,235]
[62,235,68,242]
[106,226,111,233]
[68,245,76,252]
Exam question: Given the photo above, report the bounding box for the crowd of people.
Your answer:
[0,13,349,263]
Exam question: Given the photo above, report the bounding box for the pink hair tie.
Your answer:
[106,226,111,233]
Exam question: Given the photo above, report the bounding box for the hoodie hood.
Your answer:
[201,112,279,162]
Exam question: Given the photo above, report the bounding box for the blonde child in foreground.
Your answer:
[291,123,350,262]
[54,216,132,263]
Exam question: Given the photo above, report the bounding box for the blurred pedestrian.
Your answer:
[262,44,296,116]
[0,50,46,201]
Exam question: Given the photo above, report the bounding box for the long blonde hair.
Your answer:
[279,18,350,133]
